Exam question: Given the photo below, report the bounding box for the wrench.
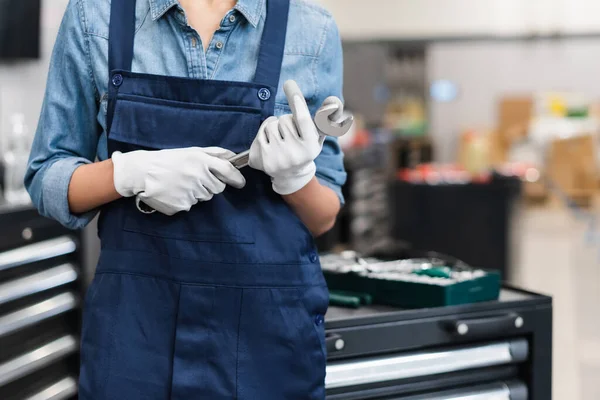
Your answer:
[228,98,354,169]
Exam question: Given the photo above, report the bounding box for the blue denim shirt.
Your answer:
[25,0,346,230]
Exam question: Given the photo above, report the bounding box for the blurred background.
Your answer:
[2,0,600,399]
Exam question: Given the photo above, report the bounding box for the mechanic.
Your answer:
[25,0,346,398]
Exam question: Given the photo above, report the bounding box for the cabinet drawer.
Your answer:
[326,339,527,390]
[25,376,77,400]
[0,362,77,400]
[0,292,78,340]
[0,237,77,275]
[0,335,78,388]
[392,380,527,400]
[0,209,70,253]
[0,264,78,308]
[326,305,549,360]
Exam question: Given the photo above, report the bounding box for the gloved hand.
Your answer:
[248,80,322,195]
[112,147,246,216]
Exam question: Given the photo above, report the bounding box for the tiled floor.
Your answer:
[510,205,600,400]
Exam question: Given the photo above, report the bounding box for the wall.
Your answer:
[318,0,600,40]
[0,0,68,149]
[427,38,600,162]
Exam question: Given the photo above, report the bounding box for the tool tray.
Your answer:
[320,253,501,309]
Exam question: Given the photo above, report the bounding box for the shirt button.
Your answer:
[215,41,224,50]
[229,15,236,23]
[111,74,123,87]
[309,252,318,263]
[258,88,271,101]
[315,315,324,326]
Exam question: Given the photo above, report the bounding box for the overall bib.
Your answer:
[78,0,329,399]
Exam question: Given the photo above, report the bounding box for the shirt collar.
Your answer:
[234,0,265,28]
[150,0,265,28]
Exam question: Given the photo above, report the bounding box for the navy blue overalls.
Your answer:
[78,0,329,398]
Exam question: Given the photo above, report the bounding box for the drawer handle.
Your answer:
[0,237,77,272]
[325,333,345,353]
[0,264,78,306]
[26,376,78,400]
[0,293,78,338]
[443,313,524,338]
[0,335,78,387]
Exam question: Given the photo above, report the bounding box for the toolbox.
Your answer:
[0,206,83,400]
[324,286,552,400]
[321,253,501,309]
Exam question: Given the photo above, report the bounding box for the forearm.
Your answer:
[68,159,122,214]
[282,177,341,237]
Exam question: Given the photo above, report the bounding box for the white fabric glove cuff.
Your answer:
[271,161,317,195]
[112,151,143,198]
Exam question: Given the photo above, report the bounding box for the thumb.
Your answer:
[202,147,236,160]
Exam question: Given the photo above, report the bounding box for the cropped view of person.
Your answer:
[9,0,600,399]
[24,0,346,398]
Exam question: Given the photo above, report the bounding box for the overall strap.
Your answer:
[108,0,137,72]
[106,0,136,136]
[253,0,290,89]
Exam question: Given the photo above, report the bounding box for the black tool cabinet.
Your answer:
[0,205,83,400]
[324,287,552,400]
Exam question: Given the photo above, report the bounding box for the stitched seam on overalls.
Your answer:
[235,288,244,399]
[103,274,121,396]
[102,248,311,265]
[94,271,324,289]
[167,284,182,399]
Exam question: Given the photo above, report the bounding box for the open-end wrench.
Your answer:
[228,98,353,169]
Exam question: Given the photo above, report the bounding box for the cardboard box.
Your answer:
[547,135,597,201]
[498,97,533,144]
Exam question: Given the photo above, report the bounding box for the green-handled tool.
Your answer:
[329,290,373,308]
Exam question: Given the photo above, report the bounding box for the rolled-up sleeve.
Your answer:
[313,15,347,205]
[25,0,100,229]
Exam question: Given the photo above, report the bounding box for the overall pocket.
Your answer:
[110,94,262,152]
[109,94,262,244]
[79,273,181,400]
[236,285,329,400]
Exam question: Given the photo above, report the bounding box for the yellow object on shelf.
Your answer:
[548,95,567,117]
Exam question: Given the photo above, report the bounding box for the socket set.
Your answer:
[320,252,501,309]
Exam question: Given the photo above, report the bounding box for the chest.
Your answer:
[92,5,322,121]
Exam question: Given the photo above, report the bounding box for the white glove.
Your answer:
[248,80,322,195]
[112,147,246,216]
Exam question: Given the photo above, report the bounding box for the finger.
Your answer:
[202,172,227,195]
[283,80,312,128]
[193,183,212,201]
[259,116,278,145]
[266,118,283,143]
[202,147,236,160]
[279,114,300,139]
[210,159,247,189]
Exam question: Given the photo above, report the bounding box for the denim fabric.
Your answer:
[25,0,347,229]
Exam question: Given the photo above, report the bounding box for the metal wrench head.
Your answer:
[314,102,354,138]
